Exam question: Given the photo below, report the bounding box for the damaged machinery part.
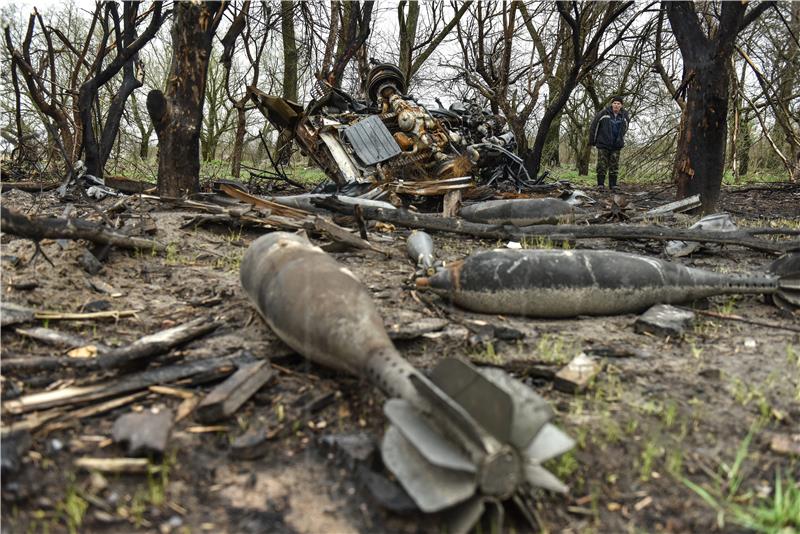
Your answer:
[240,233,574,531]
[250,64,537,192]
[418,249,800,317]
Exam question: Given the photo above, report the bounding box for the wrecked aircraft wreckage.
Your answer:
[240,232,575,531]
[418,249,800,317]
[250,64,538,198]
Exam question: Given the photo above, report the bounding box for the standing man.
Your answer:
[589,96,629,190]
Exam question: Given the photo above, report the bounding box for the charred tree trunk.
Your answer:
[278,1,298,163]
[148,2,223,197]
[79,2,163,178]
[231,106,247,178]
[671,61,730,209]
[665,0,775,212]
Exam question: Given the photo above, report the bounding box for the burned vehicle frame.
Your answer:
[250,64,541,199]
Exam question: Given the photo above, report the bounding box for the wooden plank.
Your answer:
[74,457,149,474]
[442,190,462,218]
[98,318,217,370]
[644,194,701,216]
[195,360,274,423]
[553,353,602,393]
[3,354,246,414]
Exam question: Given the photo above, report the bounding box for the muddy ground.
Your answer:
[1,181,798,533]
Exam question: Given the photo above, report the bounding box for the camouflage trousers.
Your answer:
[596,148,620,188]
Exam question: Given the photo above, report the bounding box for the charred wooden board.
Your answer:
[195,360,274,423]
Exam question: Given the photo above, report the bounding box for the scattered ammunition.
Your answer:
[419,249,800,317]
[406,230,436,273]
[241,233,574,531]
[459,198,581,226]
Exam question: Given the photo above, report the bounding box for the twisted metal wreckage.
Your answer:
[250,63,540,199]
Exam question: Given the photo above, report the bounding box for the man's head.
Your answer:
[610,96,623,113]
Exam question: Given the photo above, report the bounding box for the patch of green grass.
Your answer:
[716,297,738,316]
[662,400,678,429]
[534,334,573,365]
[545,450,579,480]
[639,439,664,481]
[676,420,800,532]
[470,341,502,365]
[56,479,88,534]
[287,165,327,185]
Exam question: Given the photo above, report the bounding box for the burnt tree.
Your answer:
[79,2,164,178]
[148,1,225,197]
[665,1,775,212]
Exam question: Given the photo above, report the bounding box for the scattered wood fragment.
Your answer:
[181,212,275,230]
[1,205,165,251]
[311,216,392,256]
[186,425,229,433]
[0,181,60,192]
[676,306,800,333]
[3,354,247,414]
[16,326,108,352]
[1,355,99,372]
[1,302,35,327]
[319,200,796,253]
[442,189,462,218]
[554,353,602,393]
[195,360,274,423]
[74,457,149,474]
[387,318,450,340]
[644,194,701,216]
[34,309,138,321]
[217,183,311,219]
[230,423,282,460]
[98,317,218,370]
[149,385,195,400]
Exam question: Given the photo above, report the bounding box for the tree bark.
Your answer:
[79,2,164,177]
[231,106,247,178]
[149,2,223,197]
[278,1,299,163]
[665,0,775,212]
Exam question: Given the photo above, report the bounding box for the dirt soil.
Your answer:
[1,182,799,533]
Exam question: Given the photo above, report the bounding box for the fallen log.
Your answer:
[0,206,165,252]
[317,200,797,254]
[98,317,219,370]
[3,353,249,414]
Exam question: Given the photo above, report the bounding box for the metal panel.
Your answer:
[381,425,476,513]
[344,115,402,166]
[384,399,476,473]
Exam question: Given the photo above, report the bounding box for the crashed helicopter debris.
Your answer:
[250,64,541,198]
[240,232,574,532]
[418,249,800,318]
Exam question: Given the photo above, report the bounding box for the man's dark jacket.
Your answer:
[589,107,630,151]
